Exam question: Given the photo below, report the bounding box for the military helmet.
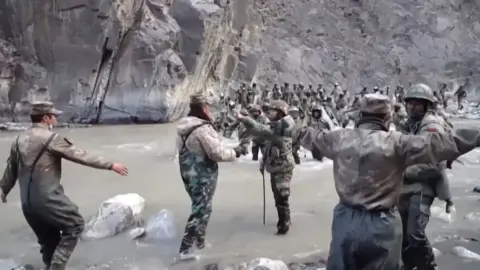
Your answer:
[288,106,300,112]
[269,99,289,115]
[312,104,323,112]
[404,83,435,104]
[249,104,261,113]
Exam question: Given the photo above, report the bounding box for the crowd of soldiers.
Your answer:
[214,81,469,163]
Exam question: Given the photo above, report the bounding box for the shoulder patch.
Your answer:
[426,128,438,133]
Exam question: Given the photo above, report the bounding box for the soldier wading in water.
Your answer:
[175,93,247,261]
[236,99,295,235]
[399,84,455,270]
[0,101,128,270]
[289,94,480,269]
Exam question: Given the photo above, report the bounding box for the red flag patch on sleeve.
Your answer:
[426,128,438,133]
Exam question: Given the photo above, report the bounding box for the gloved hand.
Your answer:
[446,160,453,169]
[233,145,248,157]
[445,200,455,214]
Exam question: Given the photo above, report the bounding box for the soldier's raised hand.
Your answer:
[111,163,129,176]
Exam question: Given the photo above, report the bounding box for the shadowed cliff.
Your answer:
[0,0,479,124]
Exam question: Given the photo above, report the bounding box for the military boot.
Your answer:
[252,146,259,161]
[276,207,291,235]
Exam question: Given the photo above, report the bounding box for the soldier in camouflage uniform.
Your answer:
[0,102,128,270]
[454,84,467,110]
[248,105,269,161]
[308,105,331,161]
[288,106,303,164]
[236,100,295,235]
[392,102,408,131]
[176,93,247,261]
[290,93,480,270]
[399,84,455,270]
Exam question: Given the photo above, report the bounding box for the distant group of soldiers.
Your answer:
[214,80,469,164]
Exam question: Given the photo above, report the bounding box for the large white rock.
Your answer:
[81,194,146,240]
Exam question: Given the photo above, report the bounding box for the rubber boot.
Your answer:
[252,146,259,161]
[276,207,291,235]
[293,151,301,164]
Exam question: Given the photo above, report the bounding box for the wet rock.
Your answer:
[82,193,145,240]
[129,227,146,240]
[82,202,137,240]
[452,246,480,261]
[240,258,289,270]
[473,186,480,193]
[204,263,219,270]
[144,209,176,240]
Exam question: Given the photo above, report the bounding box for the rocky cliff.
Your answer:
[0,0,479,123]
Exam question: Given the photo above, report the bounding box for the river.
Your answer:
[0,121,479,269]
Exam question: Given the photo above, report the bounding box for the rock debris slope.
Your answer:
[0,0,479,123]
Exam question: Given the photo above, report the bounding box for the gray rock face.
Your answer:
[1,0,479,123]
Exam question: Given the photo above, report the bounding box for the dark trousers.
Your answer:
[398,193,436,270]
[251,143,264,161]
[327,203,402,270]
[22,205,84,270]
[270,171,292,228]
[179,178,217,253]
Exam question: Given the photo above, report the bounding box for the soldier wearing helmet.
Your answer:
[454,82,467,110]
[246,105,270,161]
[236,99,295,235]
[400,83,454,270]
[288,106,303,165]
[308,105,331,161]
[286,93,480,270]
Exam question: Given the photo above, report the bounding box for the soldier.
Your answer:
[439,83,448,108]
[222,101,238,138]
[400,84,455,270]
[373,86,380,93]
[288,106,303,164]
[308,105,331,161]
[246,90,256,106]
[176,93,247,261]
[0,101,128,270]
[291,93,480,270]
[236,100,295,235]
[392,102,408,131]
[361,86,368,96]
[248,105,269,161]
[454,84,467,110]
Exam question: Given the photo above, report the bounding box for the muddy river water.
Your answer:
[0,121,479,269]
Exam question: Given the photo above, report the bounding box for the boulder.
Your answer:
[240,258,289,270]
[81,194,145,240]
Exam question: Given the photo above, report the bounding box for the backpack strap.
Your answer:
[180,123,211,152]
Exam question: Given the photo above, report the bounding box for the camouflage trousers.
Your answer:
[22,205,84,270]
[398,193,436,270]
[179,178,217,253]
[270,171,293,226]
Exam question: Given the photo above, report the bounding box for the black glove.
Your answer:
[445,200,455,214]
[233,145,248,157]
[446,160,453,169]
